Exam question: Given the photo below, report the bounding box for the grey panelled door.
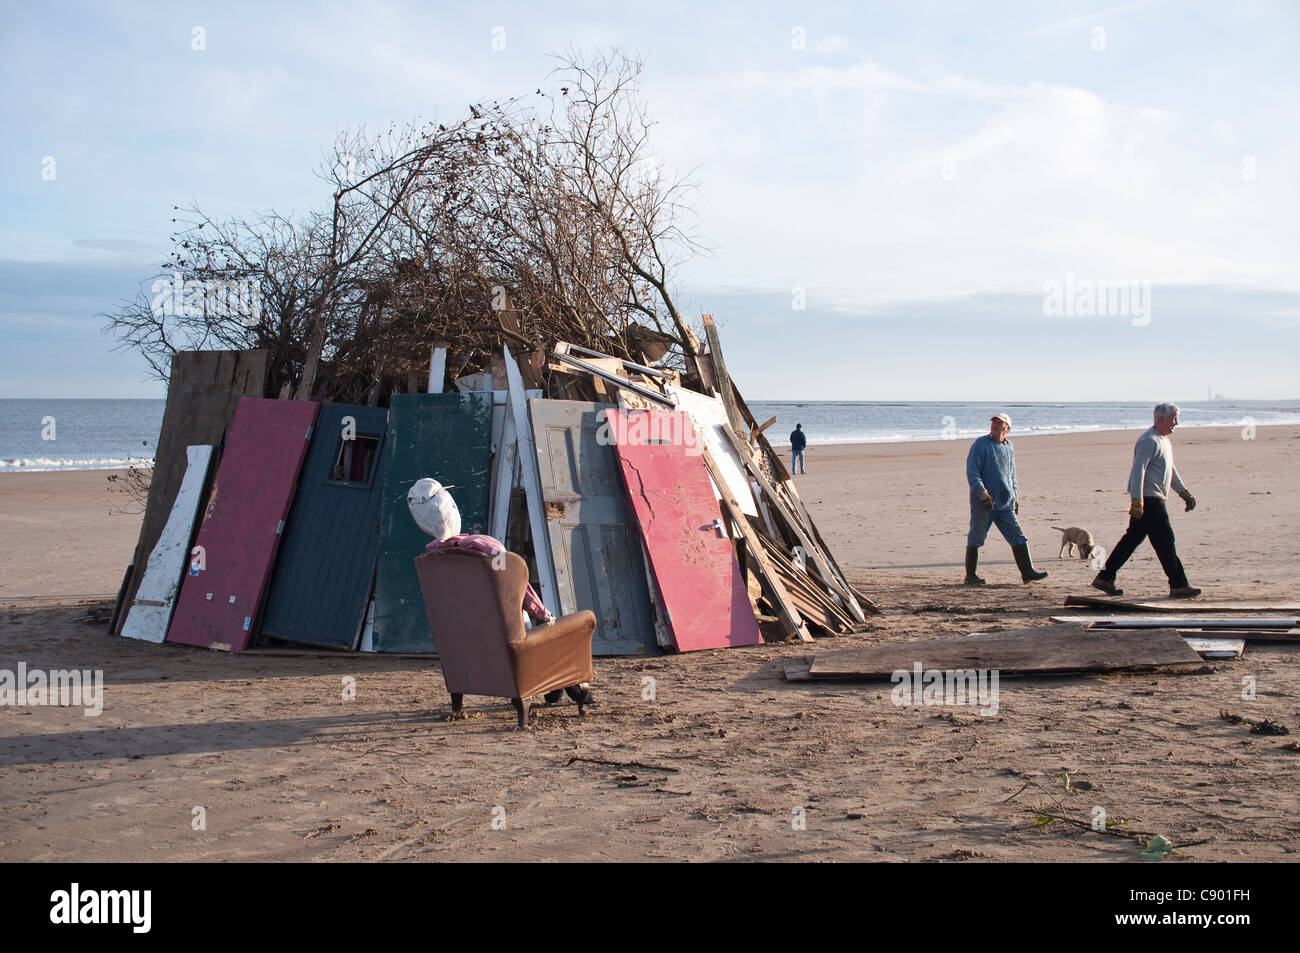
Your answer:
[530,399,657,656]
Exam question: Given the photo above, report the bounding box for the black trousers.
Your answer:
[1100,497,1188,589]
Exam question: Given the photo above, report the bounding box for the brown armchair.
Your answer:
[414,547,596,728]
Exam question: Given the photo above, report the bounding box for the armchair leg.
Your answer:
[510,697,530,729]
[450,693,464,717]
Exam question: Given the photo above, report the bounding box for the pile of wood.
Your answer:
[110,313,875,656]
[517,313,878,644]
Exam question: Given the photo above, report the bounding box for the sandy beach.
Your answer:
[2,424,1298,861]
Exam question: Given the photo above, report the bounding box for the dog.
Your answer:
[1051,526,1095,559]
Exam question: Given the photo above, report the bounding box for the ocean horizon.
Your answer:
[1,397,1297,472]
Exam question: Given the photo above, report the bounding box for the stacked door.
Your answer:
[260,404,390,648]
[530,400,657,656]
[608,409,762,652]
[371,393,493,653]
[167,398,319,652]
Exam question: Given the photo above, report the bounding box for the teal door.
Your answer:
[372,393,493,652]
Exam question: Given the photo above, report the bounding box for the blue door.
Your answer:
[261,403,390,648]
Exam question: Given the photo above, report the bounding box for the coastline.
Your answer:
[3,423,1296,599]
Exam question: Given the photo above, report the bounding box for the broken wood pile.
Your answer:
[523,313,878,646]
[110,313,875,656]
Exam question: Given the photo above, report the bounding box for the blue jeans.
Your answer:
[967,504,1027,547]
[792,449,805,473]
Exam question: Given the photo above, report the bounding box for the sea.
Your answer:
[1,398,1297,472]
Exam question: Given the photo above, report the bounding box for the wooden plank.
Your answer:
[667,384,758,517]
[722,423,867,623]
[427,346,447,393]
[1050,616,1298,628]
[750,415,777,446]
[804,624,1203,679]
[751,480,777,538]
[530,400,658,655]
[1181,637,1246,659]
[700,314,743,437]
[551,351,675,407]
[557,342,674,379]
[504,346,559,618]
[610,410,762,651]
[1175,628,1300,642]
[699,447,810,643]
[488,392,519,542]
[120,444,213,643]
[114,349,268,634]
[167,398,319,652]
[1065,595,1300,612]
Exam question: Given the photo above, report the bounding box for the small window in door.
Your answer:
[329,434,380,485]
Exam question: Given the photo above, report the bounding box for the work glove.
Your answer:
[1179,489,1196,512]
[1014,498,1020,515]
[1129,499,1144,520]
[979,490,994,511]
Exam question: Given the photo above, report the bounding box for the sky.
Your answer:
[2,0,1297,400]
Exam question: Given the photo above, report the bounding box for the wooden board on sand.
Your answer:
[787,624,1203,681]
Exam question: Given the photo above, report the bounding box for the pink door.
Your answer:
[609,409,760,651]
[167,398,319,651]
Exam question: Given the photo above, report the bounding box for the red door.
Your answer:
[608,409,760,651]
[167,398,319,651]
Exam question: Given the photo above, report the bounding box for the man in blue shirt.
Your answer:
[1092,403,1200,598]
[964,413,1048,585]
[790,423,807,474]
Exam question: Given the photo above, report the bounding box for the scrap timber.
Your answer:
[116,313,873,656]
[785,624,1205,682]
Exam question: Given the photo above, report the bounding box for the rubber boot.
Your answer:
[964,546,985,585]
[1012,544,1048,582]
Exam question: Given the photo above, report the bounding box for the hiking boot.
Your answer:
[1091,574,1123,596]
[1170,586,1202,599]
[964,546,985,585]
[1012,544,1048,582]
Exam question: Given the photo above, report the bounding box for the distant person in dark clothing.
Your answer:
[790,423,807,474]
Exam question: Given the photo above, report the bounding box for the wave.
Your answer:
[766,418,1295,446]
[0,456,154,473]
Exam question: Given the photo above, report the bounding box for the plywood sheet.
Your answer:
[609,409,760,652]
[167,398,319,651]
[120,444,213,643]
[1051,616,1298,628]
[1064,595,1300,613]
[803,624,1202,680]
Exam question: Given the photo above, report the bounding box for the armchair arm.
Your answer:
[507,610,596,696]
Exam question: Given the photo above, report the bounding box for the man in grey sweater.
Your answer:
[1093,403,1201,598]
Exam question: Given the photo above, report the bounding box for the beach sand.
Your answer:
[2,424,1298,861]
